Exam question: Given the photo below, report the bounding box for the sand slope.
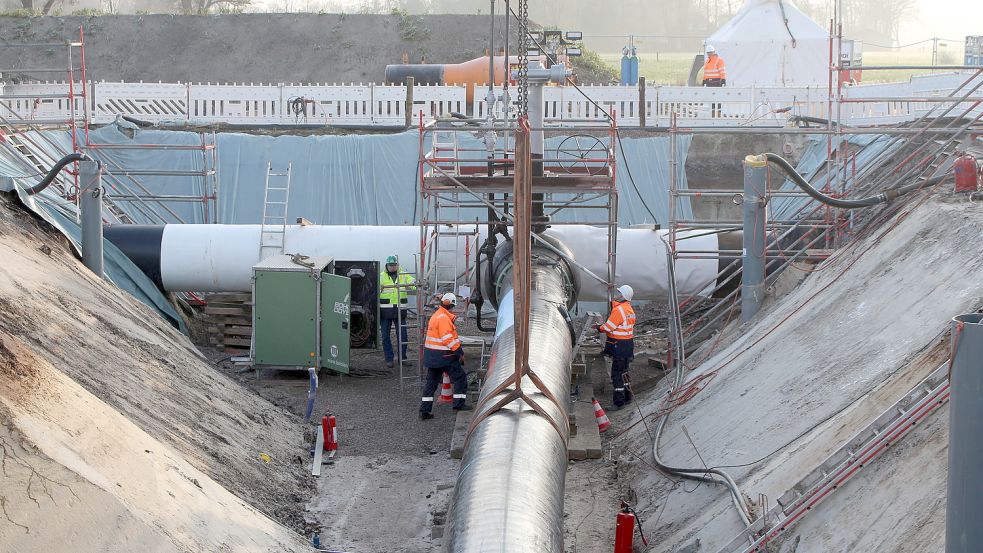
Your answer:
[0,193,313,547]
[0,331,310,552]
[622,196,983,551]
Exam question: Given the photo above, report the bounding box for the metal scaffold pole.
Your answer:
[946,313,983,553]
[740,155,767,323]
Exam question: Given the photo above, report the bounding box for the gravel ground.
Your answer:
[210,345,459,457]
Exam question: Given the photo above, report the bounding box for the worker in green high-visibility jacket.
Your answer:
[379,255,417,368]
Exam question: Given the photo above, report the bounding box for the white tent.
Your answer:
[705,0,830,87]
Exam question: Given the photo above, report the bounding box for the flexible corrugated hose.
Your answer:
[24,152,91,195]
[764,152,947,209]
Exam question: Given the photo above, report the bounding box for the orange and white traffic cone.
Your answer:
[438,373,453,404]
[592,398,611,433]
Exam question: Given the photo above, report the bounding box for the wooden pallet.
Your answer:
[203,293,253,354]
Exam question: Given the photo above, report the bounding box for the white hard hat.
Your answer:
[440,292,457,306]
[705,44,716,54]
[616,284,634,301]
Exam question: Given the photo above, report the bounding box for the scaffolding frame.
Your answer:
[416,113,621,378]
[0,26,220,225]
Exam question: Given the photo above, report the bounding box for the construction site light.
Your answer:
[566,48,583,57]
[565,31,583,41]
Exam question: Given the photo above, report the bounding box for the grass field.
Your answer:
[598,48,966,86]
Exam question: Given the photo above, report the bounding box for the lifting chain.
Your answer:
[516,0,529,117]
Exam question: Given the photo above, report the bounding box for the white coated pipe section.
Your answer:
[158,224,718,301]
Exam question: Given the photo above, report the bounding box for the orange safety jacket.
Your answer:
[599,300,636,340]
[424,306,462,351]
[703,56,727,80]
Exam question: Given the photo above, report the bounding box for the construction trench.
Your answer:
[2,7,983,553]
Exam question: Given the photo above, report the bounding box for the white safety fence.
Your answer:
[0,72,980,128]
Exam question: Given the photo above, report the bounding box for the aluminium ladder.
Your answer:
[259,161,292,260]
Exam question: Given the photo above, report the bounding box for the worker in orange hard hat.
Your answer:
[420,293,471,420]
[596,284,636,411]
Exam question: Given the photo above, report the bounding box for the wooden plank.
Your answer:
[312,425,324,476]
[204,306,249,316]
[222,336,252,347]
[212,316,253,327]
[568,383,603,460]
[450,409,474,460]
[206,292,252,303]
[222,325,253,337]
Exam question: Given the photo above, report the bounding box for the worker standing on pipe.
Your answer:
[420,293,471,420]
[597,285,636,411]
[379,255,416,369]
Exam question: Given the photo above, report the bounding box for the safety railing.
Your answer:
[1,73,980,128]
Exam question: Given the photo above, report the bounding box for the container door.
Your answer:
[254,270,318,367]
[320,272,352,373]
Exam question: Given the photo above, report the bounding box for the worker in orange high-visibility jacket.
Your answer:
[420,292,472,420]
[702,44,727,87]
[597,284,636,411]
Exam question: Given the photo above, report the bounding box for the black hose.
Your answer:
[790,115,839,127]
[764,152,946,209]
[472,239,495,332]
[121,114,154,128]
[25,152,90,196]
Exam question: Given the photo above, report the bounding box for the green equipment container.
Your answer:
[252,255,351,373]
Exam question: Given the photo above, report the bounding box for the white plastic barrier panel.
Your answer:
[92,81,189,124]
[0,82,85,123]
[411,85,468,122]
[189,83,282,124]
[3,75,977,128]
[372,84,408,125]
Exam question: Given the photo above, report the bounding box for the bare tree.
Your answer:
[19,0,63,15]
[179,0,250,14]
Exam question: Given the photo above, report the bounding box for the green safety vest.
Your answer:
[380,268,416,307]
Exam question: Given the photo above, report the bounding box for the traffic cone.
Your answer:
[592,398,611,433]
[438,373,453,403]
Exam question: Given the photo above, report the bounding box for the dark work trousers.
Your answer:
[604,337,635,407]
[380,307,408,362]
[420,350,467,413]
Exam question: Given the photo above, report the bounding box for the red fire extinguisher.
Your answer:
[954,154,980,193]
[614,501,649,553]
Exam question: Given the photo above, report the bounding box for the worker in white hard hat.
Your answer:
[419,292,471,420]
[596,284,636,410]
[702,44,726,87]
[703,44,726,117]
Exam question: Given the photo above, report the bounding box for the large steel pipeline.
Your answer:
[103,224,721,301]
[444,238,578,552]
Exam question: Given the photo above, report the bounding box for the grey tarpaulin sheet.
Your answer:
[0,149,188,333]
[53,125,692,226]
[770,133,899,219]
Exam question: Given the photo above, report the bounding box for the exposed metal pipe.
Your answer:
[741,155,767,322]
[946,313,983,553]
[103,224,721,301]
[79,160,104,278]
[445,239,577,552]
